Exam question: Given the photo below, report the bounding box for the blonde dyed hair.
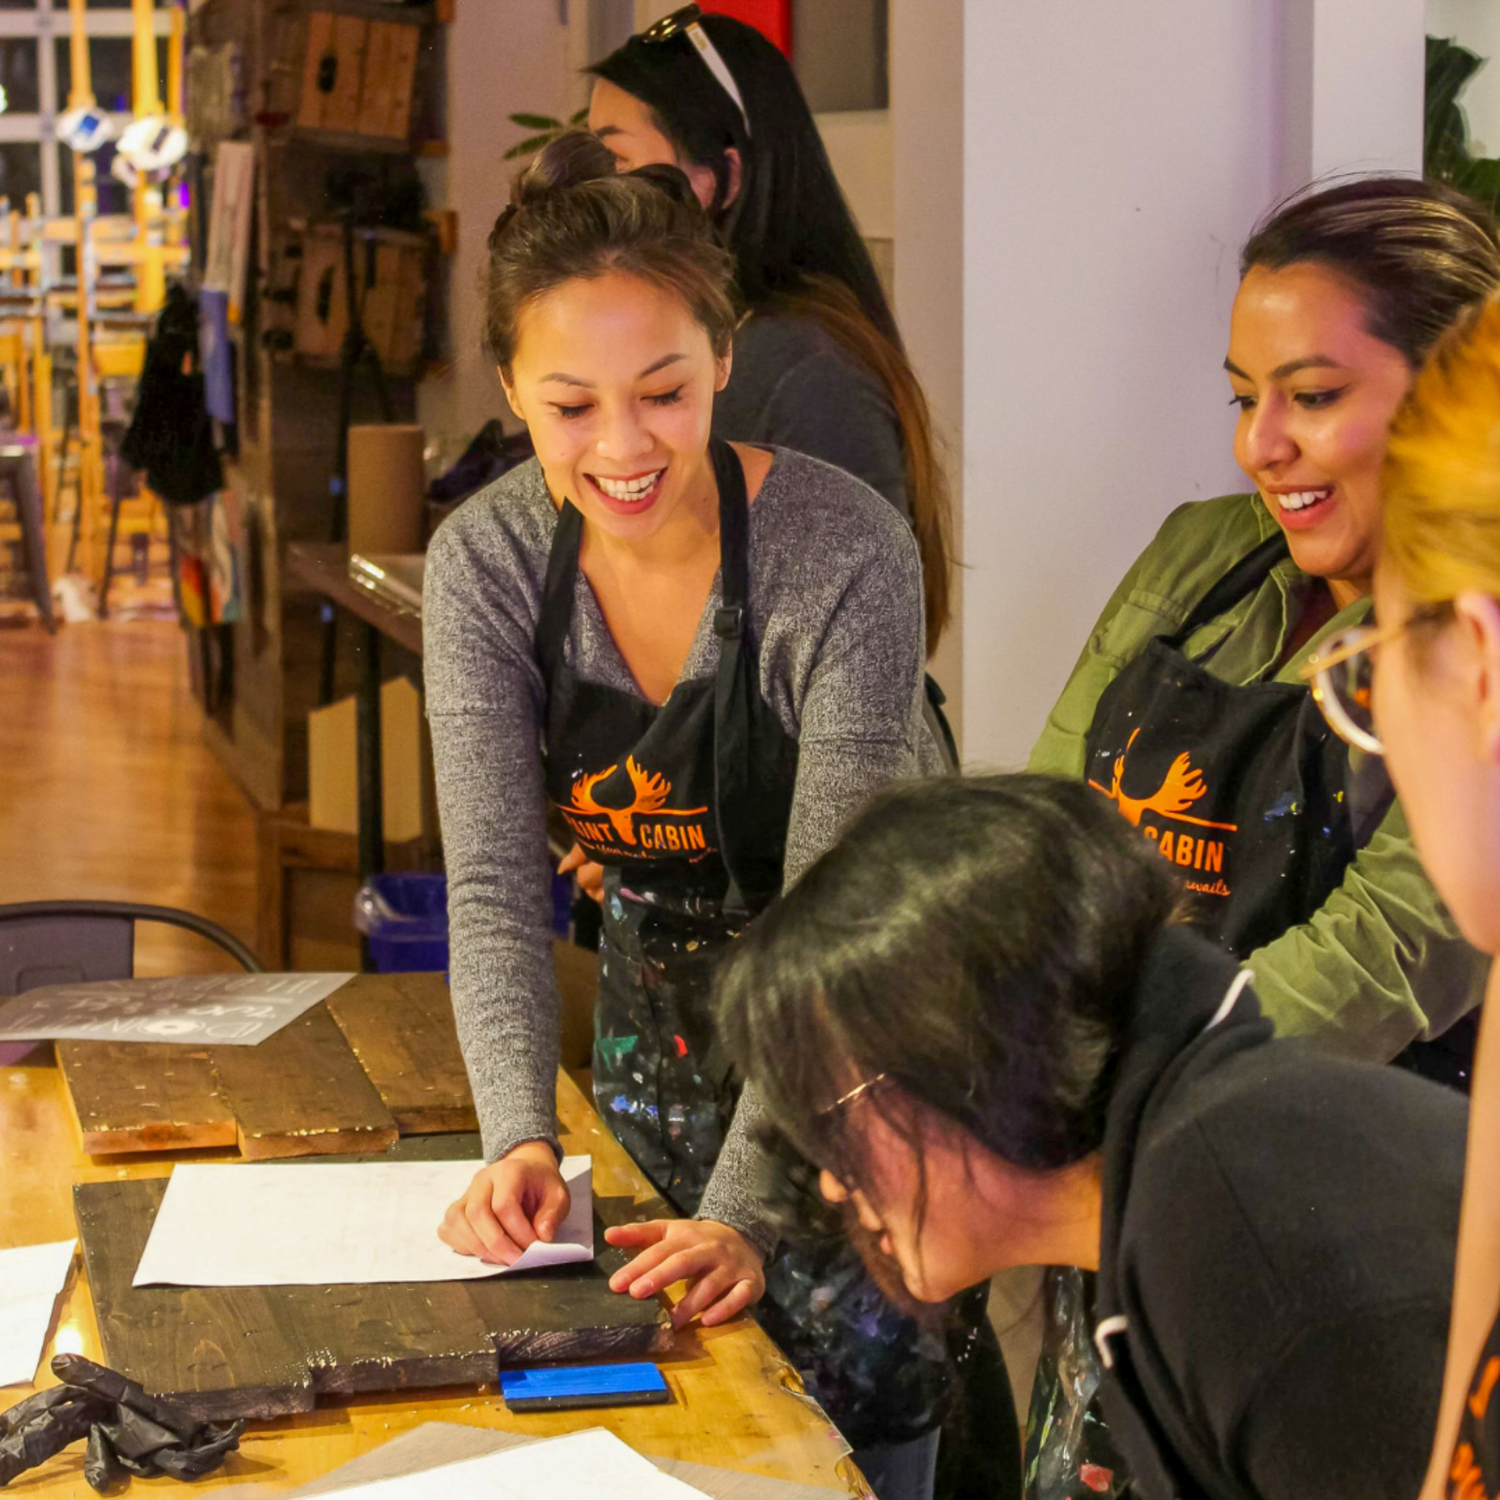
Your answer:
[1384,292,1500,606]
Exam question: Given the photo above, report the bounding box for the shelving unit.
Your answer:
[186,0,446,810]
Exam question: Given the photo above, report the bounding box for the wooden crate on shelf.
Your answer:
[271,6,422,145]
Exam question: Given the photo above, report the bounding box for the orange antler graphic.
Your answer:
[1111,750,1206,827]
[569,763,625,838]
[625,757,671,820]
[1089,728,1237,832]
[568,757,694,846]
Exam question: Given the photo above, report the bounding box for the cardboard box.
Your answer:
[308,676,425,843]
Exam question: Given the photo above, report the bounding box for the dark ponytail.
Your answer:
[484,130,737,373]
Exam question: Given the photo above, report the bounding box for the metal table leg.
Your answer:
[354,622,385,972]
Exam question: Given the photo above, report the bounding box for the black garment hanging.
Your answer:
[1082,533,1372,956]
[536,438,798,917]
[120,283,223,507]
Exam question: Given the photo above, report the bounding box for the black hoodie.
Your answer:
[1093,928,1466,1500]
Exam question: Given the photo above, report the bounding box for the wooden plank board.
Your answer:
[324,972,476,1135]
[55,1041,236,1154]
[75,1172,671,1422]
[208,1003,399,1160]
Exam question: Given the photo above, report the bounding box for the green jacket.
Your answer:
[1029,491,1488,1059]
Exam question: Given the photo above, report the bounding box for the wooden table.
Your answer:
[0,1047,862,1496]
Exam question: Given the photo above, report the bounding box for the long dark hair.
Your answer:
[591,17,953,649]
[483,131,737,374]
[714,775,1181,1198]
[1241,176,1500,366]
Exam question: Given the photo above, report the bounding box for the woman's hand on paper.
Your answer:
[558,843,605,904]
[439,1142,570,1265]
[604,1219,766,1329]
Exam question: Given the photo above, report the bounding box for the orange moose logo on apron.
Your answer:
[560,756,713,859]
[1089,729,1238,897]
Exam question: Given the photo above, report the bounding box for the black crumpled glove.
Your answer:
[0,1354,243,1492]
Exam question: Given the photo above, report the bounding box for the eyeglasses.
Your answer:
[641,5,752,137]
[810,1072,888,1182]
[1301,603,1452,756]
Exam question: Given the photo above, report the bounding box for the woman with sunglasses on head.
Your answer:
[1314,294,1500,1499]
[424,132,954,1500]
[713,773,1468,1500]
[586,7,953,664]
[1023,177,1500,1499]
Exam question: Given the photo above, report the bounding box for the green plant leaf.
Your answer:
[503,132,559,160]
[509,112,563,130]
[569,107,589,125]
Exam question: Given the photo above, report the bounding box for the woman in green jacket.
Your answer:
[1031,178,1497,1065]
[1024,177,1500,1500]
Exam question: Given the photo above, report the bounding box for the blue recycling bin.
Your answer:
[355,871,574,973]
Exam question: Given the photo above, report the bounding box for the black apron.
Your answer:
[1082,533,1365,956]
[1029,538,1421,1500]
[535,438,950,1450]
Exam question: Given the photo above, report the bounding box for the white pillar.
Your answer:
[888,0,1427,770]
[1282,0,1426,190]
[891,0,965,737]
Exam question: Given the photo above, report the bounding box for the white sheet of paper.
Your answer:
[0,1239,76,1387]
[0,972,354,1046]
[132,1157,593,1287]
[290,1428,707,1500]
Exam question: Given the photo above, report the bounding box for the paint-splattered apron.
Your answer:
[1028,535,1373,1500]
[536,438,948,1449]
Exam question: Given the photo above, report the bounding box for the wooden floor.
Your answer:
[0,618,258,974]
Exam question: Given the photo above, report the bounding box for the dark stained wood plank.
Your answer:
[55,1042,237,1155]
[323,972,477,1135]
[76,1175,671,1423]
[208,1004,399,1160]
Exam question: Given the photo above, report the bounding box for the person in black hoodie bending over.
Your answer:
[715,773,1466,1500]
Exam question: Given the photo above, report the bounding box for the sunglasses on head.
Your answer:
[641,5,752,137]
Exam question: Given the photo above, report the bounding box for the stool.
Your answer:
[0,440,54,630]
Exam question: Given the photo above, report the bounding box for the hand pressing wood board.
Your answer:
[75,1173,670,1422]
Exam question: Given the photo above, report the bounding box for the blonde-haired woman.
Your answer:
[1306,292,1500,1496]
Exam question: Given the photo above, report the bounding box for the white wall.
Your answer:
[891,0,964,736]
[419,5,586,452]
[958,1,1281,768]
[1284,0,1425,183]
[947,0,1425,770]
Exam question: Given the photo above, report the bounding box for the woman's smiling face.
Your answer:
[500,268,730,542]
[1226,263,1413,598]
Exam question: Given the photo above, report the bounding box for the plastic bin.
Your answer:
[354,873,448,973]
[354,871,575,973]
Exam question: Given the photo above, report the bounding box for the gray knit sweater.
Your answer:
[423,447,935,1249]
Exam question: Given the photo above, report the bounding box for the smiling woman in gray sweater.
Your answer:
[423,133,951,1496]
